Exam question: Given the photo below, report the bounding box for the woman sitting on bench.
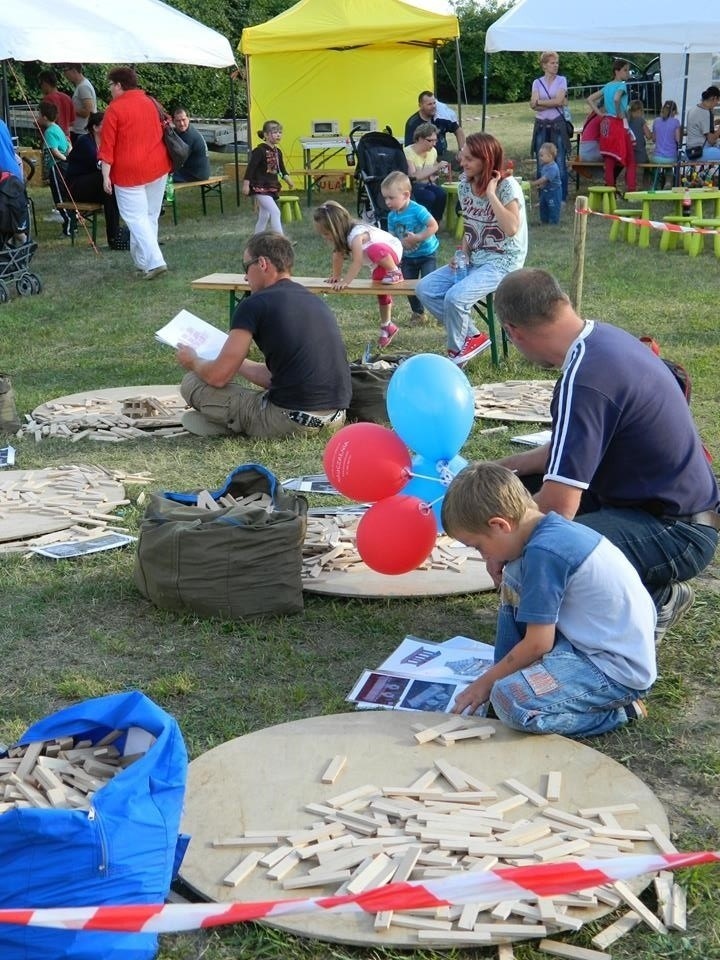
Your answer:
[64,111,122,248]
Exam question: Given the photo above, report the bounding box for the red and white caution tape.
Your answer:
[582,208,720,235]
[0,851,717,934]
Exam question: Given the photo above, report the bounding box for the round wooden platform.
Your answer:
[32,384,183,420]
[179,710,668,948]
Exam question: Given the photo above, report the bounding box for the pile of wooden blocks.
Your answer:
[0,464,152,554]
[302,515,481,578]
[17,393,189,442]
[211,723,685,955]
[192,490,273,512]
[0,730,140,813]
[473,380,555,423]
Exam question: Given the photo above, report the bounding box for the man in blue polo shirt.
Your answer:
[491,268,719,643]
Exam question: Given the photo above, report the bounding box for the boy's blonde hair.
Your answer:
[312,200,356,255]
[441,462,534,536]
[628,99,644,116]
[382,171,412,194]
[539,141,557,160]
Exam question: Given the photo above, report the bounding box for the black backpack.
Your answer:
[0,172,28,237]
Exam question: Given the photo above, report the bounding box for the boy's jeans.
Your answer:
[491,620,648,738]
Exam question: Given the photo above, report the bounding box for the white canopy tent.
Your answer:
[485,1,720,124]
[0,0,235,66]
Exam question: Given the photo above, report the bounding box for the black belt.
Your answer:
[663,510,720,530]
[284,409,344,429]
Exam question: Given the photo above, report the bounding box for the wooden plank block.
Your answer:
[497,945,515,960]
[390,843,422,883]
[389,914,453,931]
[412,716,468,744]
[503,777,548,808]
[645,822,678,854]
[576,802,639,818]
[591,910,641,949]
[321,755,347,784]
[222,850,263,887]
[15,741,44,781]
[613,879,668,934]
[670,882,687,931]
[265,849,302,881]
[282,870,351,890]
[482,795,529,818]
[407,768,440,790]
[545,771,562,802]
[433,759,468,791]
[474,923,547,938]
[327,783,379,807]
[537,938,611,960]
[345,852,392,894]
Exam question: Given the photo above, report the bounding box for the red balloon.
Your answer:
[323,423,411,502]
[356,495,437,575]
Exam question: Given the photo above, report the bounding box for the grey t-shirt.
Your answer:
[70,78,97,135]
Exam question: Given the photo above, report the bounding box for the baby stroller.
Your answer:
[349,127,409,230]
[0,172,41,303]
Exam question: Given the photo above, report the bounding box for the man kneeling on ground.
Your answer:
[177,231,352,438]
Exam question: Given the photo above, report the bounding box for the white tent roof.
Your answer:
[1,0,235,66]
[486,0,720,54]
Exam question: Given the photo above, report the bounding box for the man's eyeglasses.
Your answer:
[424,137,438,143]
[243,257,261,271]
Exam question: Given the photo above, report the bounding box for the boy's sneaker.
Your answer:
[448,332,491,367]
[409,311,429,326]
[378,322,399,349]
[624,699,648,722]
[44,210,64,223]
[654,582,695,645]
[381,269,403,285]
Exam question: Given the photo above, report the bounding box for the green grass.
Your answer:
[1,102,719,960]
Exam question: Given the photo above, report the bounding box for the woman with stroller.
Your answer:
[415,132,527,367]
[64,111,122,249]
[404,122,448,222]
[243,120,294,235]
[313,200,403,349]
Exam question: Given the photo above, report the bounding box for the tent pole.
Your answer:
[482,51,488,131]
[1,61,9,126]
[455,38,462,125]
[678,50,690,186]
[229,67,240,207]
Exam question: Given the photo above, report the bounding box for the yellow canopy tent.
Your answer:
[239,0,459,171]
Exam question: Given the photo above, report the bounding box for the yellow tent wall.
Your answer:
[240,0,459,171]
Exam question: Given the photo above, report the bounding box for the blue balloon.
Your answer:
[387,353,475,461]
[401,453,469,531]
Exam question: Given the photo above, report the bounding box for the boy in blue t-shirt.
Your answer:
[531,142,562,224]
[442,462,657,738]
[381,171,439,325]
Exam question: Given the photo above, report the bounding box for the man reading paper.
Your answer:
[177,232,352,438]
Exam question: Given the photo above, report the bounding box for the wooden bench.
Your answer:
[191,274,508,367]
[55,201,103,246]
[169,175,227,225]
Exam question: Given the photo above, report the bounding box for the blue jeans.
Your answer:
[575,508,718,607]
[490,635,649,738]
[415,261,511,353]
[539,185,562,224]
[533,121,569,201]
[400,253,437,315]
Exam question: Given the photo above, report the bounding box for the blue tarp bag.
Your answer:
[0,691,188,960]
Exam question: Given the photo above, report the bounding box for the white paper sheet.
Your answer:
[155,309,228,360]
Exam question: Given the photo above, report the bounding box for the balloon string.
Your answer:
[427,495,445,508]
[408,472,446,485]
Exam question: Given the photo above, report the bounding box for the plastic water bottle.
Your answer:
[453,248,468,282]
[165,175,175,203]
[345,138,355,167]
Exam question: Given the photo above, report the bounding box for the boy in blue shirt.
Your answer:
[442,462,657,737]
[381,171,439,326]
[531,142,562,224]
